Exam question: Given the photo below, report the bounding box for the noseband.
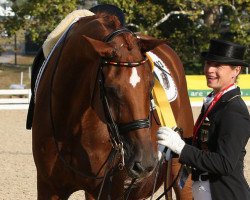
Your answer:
[97,28,151,163]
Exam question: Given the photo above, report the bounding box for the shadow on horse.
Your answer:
[29,13,193,200]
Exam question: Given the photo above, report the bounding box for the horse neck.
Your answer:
[52,51,98,114]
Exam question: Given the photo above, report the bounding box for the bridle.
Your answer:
[93,28,152,168]
[99,29,181,200]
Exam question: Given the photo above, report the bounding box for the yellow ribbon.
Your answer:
[146,52,177,127]
[147,52,176,200]
[152,79,176,127]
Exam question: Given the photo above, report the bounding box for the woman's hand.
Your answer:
[157,126,186,155]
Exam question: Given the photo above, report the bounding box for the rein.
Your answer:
[148,150,181,200]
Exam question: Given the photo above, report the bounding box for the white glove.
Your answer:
[157,126,185,155]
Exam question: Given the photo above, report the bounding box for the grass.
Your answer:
[0,31,34,90]
[0,54,34,89]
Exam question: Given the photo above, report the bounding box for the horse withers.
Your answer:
[32,14,164,199]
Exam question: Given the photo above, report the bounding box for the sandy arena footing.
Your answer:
[0,109,249,199]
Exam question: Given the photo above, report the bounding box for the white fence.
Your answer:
[0,89,31,110]
[0,89,249,110]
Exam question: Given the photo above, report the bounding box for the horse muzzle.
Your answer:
[128,160,157,179]
[124,145,158,179]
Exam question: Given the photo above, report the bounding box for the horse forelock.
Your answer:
[74,15,122,43]
[89,13,136,51]
[95,12,122,29]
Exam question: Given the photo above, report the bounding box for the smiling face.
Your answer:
[204,61,241,94]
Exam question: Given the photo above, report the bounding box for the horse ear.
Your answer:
[82,35,116,58]
[138,37,165,53]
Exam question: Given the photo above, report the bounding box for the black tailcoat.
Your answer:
[180,87,250,200]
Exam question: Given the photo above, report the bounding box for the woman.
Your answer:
[157,39,250,200]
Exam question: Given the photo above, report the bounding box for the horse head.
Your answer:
[81,22,164,179]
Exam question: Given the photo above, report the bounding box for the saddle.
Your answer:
[26,48,45,129]
[26,10,95,130]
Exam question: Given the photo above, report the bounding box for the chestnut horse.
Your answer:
[84,40,194,200]
[31,14,166,199]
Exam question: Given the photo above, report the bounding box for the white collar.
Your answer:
[203,84,237,110]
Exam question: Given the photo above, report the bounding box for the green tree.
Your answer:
[100,0,164,36]
[160,0,250,74]
[4,0,79,45]
[100,0,250,74]
[3,0,250,74]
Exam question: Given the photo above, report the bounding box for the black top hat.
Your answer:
[89,4,125,26]
[201,39,249,67]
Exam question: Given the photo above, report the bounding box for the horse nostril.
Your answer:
[132,162,144,174]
